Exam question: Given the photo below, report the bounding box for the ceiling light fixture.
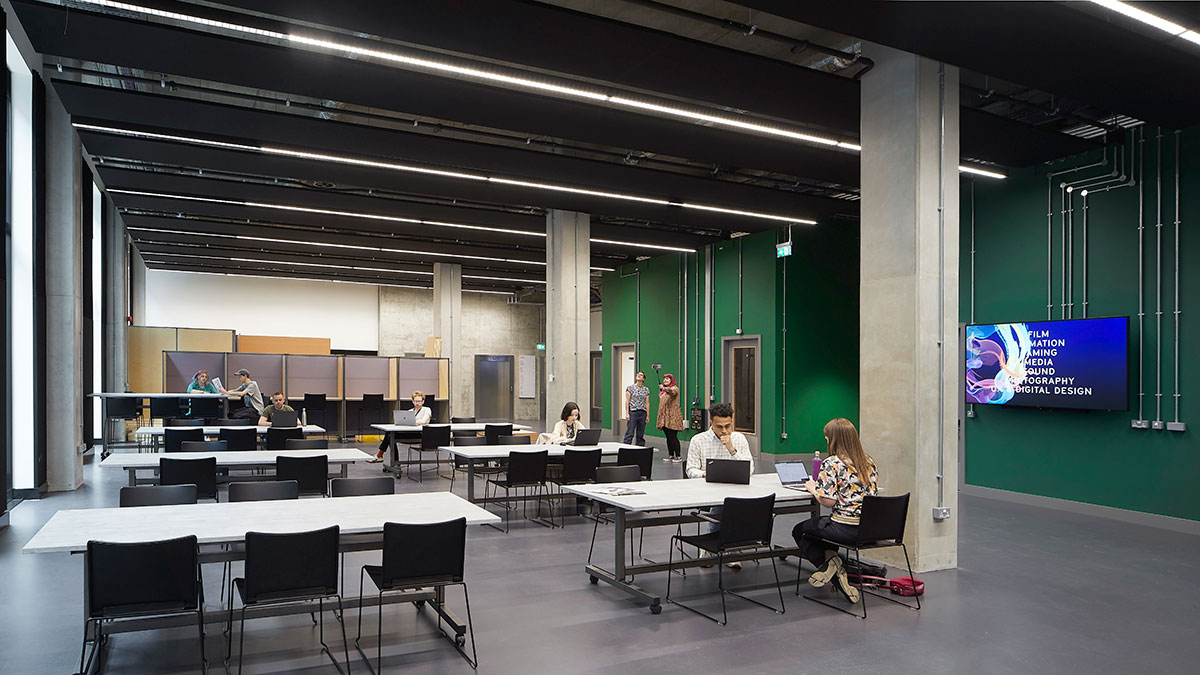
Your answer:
[1087,0,1197,41]
[463,273,545,284]
[146,250,435,276]
[145,266,516,295]
[957,164,1007,180]
[590,238,696,253]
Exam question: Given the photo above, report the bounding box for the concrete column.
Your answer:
[859,45,959,572]
[130,244,147,326]
[433,263,462,416]
[44,85,84,491]
[545,210,591,423]
[104,204,128,391]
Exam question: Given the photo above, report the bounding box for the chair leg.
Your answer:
[718,553,728,625]
[77,618,97,675]
[197,606,209,675]
[237,606,247,674]
[665,538,725,625]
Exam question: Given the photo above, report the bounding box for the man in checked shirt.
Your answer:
[685,402,755,569]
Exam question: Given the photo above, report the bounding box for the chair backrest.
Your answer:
[856,493,911,545]
[330,476,396,497]
[243,526,339,602]
[505,449,548,484]
[179,440,228,453]
[265,426,304,450]
[303,393,327,411]
[106,397,140,419]
[450,416,476,424]
[149,397,182,420]
[164,427,205,453]
[360,393,385,411]
[561,448,602,483]
[616,446,653,480]
[119,484,198,507]
[86,535,199,618]
[285,438,328,450]
[229,480,299,502]
[214,417,256,426]
[186,397,221,419]
[421,424,452,450]
[380,518,467,588]
[484,424,512,445]
[166,418,205,427]
[218,427,258,451]
[595,464,642,483]
[498,435,531,445]
[717,494,777,549]
[452,435,488,446]
[159,457,217,500]
[276,454,329,495]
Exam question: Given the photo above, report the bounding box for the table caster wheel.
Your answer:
[589,576,599,585]
[455,634,466,646]
[414,600,426,610]
[649,603,662,615]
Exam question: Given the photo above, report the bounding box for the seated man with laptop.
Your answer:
[258,392,298,427]
[685,402,754,569]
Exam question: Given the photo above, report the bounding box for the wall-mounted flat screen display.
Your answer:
[965,317,1129,411]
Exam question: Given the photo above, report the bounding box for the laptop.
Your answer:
[705,458,751,485]
[570,428,602,446]
[393,409,417,426]
[775,461,811,491]
[270,410,299,427]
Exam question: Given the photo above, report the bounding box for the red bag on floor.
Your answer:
[888,576,925,596]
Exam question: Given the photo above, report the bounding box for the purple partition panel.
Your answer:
[163,352,225,393]
[227,353,284,402]
[286,355,340,401]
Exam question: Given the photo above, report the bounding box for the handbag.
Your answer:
[846,574,926,596]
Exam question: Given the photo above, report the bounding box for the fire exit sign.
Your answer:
[776,242,792,258]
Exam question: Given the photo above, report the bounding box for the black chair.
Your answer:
[549,448,602,526]
[617,446,654,481]
[407,425,452,482]
[265,426,304,451]
[164,427,205,453]
[214,418,256,426]
[119,484,198,507]
[228,480,299,502]
[358,393,386,436]
[801,493,920,619]
[356,518,477,672]
[483,424,512,445]
[219,427,258,452]
[276,454,329,497]
[485,449,551,533]
[666,494,784,625]
[330,477,396,497]
[187,397,221,419]
[150,396,183,421]
[79,536,206,675]
[303,393,328,430]
[447,436,504,493]
[227,526,349,674]
[160,457,218,501]
[285,438,329,450]
[450,416,477,438]
[179,440,229,453]
[498,435,531,445]
[167,417,206,427]
[587,465,644,565]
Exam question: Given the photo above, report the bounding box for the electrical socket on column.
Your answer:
[932,506,951,521]
[1131,420,1150,429]
[1152,421,1165,430]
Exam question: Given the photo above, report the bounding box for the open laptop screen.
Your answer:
[775,461,810,485]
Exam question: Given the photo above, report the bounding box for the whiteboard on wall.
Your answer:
[518,355,537,399]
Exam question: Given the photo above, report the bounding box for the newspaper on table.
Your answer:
[590,486,646,496]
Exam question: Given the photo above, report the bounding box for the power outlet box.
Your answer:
[1167,422,1187,432]
[932,506,951,521]
[1152,420,1165,430]
[1131,420,1151,429]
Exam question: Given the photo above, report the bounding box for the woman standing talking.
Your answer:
[656,373,684,462]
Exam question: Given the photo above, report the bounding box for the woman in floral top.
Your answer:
[791,418,879,604]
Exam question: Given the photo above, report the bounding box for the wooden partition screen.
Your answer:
[238,335,330,355]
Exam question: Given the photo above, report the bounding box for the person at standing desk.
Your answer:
[538,402,586,444]
[258,392,296,426]
[685,402,754,569]
[368,390,431,463]
[220,369,264,420]
[656,373,685,462]
[792,418,879,605]
[623,371,650,445]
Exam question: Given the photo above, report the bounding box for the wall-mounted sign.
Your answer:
[776,242,792,258]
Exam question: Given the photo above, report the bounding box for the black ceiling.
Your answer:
[8,0,1141,291]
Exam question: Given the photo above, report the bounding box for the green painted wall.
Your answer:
[962,126,1200,521]
[601,223,859,454]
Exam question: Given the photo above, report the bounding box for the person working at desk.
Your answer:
[792,417,878,605]
[219,369,264,420]
[258,392,295,426]
[685,402,754,569]
[368,390,431,463]
[538,401,586,444]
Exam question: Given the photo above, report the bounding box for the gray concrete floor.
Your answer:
[2,431,1198,674]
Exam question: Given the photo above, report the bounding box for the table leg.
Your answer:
[466,461,476,503]
[339,463,348,478]
[582,506,662,613]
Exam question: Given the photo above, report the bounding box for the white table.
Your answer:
[371,422,532,434]
[441,442,630,503]
[134,424,326,451]
[23,492,500,635]
[563,474,817,614]
[101,448,375,486]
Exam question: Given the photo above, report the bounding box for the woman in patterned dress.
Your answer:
[656,373,685,462]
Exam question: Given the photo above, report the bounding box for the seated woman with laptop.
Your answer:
[368,390,431,463]
[538,402,589,445]
[792,417,879,605]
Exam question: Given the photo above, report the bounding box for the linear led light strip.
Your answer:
[74,4,1006,180]
[79,124,817,226]
[1088,0,1200,45]
[145,267,516,294]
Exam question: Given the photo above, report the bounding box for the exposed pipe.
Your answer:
[936,62,946,512]
[1060,185,1068,319]
[1076,137,1137,319]
[1138,127,1146,422]
[1155,128,1163,424]
[737,238,744,334]
[1048,146,1111,319]
[679,254,685,398]
[1082,192,1089,318]
[968,178,975,418]
[620,267,642,363]
[1062,143,1124,318]
[1173,130,1182,424]
[1067,186,1074,318]
[781,226,790,440]
[695,251,701,404]
[708,246,715,402]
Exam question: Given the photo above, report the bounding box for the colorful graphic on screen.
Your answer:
[965,317,1128,410]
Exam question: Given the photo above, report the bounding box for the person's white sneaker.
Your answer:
[366,455,383,463]
[662,457,673,462]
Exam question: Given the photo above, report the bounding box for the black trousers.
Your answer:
[623,409,647,445]
[661,427,680,457]
[229,405,256,420]
[792,516,859,570]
